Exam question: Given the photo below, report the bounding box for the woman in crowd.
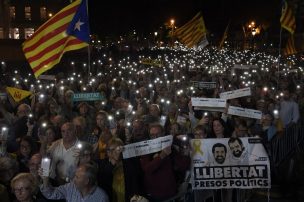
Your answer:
[98,138,143,202]
[11,173,38,202]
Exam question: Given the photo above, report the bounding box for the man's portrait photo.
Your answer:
[228,137,248,164]
[212,143,227,165]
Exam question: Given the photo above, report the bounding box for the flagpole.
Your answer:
[86,0,91,79]
[277,27,283,89]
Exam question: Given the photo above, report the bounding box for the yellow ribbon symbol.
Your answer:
[192,140,204,156]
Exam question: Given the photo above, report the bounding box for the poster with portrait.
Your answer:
[191,137,271,189]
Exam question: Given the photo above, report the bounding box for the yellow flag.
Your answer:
[6,87,32,102]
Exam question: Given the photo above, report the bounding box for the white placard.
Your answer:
[38,75,56,80]
[233,64,258,70]
[191,138,271,189]
[191,81,217,89]
[191,97,226,108]
[193,107,225,112]
[228,106,262,119]
[219,88,251,100]
[177,115,187,124]
[122,135,173,159]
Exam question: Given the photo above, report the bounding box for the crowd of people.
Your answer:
[0,45,302,202]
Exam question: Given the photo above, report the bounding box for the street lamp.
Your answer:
[170,19,175,46]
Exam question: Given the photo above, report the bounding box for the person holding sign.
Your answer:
[140,123,190,201]
[97,138,144,202]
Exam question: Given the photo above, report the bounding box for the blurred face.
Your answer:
[29,155,41,176]
[194,129,207,139]
[213,147,226,164]
[79,105,88,115]
[149,105,160,117]
[49,103,57,115]
[61,123,76,144]
[149,126,162,139]
[229,141,244,158]
[107,143,122,162]
[20,140,31,157]
[79,150,92,165]
[213,120,224,137]
[73,166,88,191]
[45,128,56,144]
[17,105,27,118]
[96,114,107,128]
[13,180,31,202]
[236,125,248,137]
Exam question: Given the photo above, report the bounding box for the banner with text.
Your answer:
[191,81,217,90]
[73,92,104,102]
[220,88,251,100]
[140,58,163,67]
[191,137,270,189]
[228,106,262,119]
[191,97,226,112]
[122,135,173,159]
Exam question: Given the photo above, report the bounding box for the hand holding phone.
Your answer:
[41,157,51,177]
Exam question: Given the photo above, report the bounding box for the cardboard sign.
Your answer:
[228,106,262,119]
[219,88,251,100]
[122,135,173,159]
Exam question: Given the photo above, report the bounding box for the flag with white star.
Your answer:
[22,0,90,78]
[66,0,90,43]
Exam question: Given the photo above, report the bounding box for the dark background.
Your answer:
[88,0,280,37]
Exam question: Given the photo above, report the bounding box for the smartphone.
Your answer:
[41,157,51,177]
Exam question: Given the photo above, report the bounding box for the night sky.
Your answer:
[88,0,280,37]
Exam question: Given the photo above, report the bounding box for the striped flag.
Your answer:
[219,22,230,49]
[23,0,90,78]
[284,35,297,56]
[175,12,207,48]
[280,1,296,34]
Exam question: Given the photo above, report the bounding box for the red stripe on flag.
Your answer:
[32,38,83,73]
[23,23,69,53]
[27,5,78,41]
[27,38,68,63]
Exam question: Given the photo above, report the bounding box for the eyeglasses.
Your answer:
[13,187,30,193]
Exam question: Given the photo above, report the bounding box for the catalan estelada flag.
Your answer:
[175,12,207,48]
[284,35,297,56]
[6,87,32,102]
[280,1,296,34]
[22,0,90,78]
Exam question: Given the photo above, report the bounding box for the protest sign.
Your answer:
[228,106,262,119]
[73,92,104,102]
[191,137,271,189]
[192,97,226,112]
[220,88,251,100]
[122,135,173,159]
[191,81,217,90]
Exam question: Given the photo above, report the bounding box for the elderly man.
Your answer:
[40,122,81,185]
[40,163,109,202]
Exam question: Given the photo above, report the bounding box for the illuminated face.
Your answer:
[213,120,224,137]
[73,166,88,191]
[13,180,31,202]
[149,126,162,139]
[213,146,226,164]
[61,123,76,143]
[20,140,31,157]
[229,141,244,158]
